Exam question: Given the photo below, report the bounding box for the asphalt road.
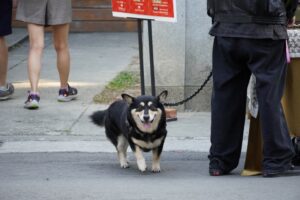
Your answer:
[1,152,300,200]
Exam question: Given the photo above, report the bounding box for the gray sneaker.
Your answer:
[0,83,14,100]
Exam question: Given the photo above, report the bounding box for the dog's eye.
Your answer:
[149,104,157,111]
[136,105,144,112]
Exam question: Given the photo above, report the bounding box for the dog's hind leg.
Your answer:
[117,135,129,168]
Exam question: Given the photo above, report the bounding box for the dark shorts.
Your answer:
[0,0,12,36]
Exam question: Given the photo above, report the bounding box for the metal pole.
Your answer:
[137,19,145,95]
[147,20,156,96]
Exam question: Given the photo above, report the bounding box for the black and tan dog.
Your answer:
[91,91,168,172]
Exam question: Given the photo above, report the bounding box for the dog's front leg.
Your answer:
[134,145,147,172]
[152,147,162,173]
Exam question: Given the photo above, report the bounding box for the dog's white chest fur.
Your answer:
[132,137,164,149]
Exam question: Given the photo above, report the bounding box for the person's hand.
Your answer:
[288,16,296,28]
[13,0,18,8]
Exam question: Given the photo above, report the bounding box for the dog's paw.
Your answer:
[138,165,147,172]
[137,159,147,172]
[152,169,161,173]
[152,164,161,173]
[120,161,129,169]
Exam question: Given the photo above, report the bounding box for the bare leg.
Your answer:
[52,24,70,88]
[27,24,45,93]
[0,37,8,86]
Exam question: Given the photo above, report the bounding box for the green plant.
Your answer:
[93,71,140,104]
[106,71,139,90]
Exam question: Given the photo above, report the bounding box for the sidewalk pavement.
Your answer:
[0,28,249,153]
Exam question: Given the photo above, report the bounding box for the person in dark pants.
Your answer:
[207,0,299,177]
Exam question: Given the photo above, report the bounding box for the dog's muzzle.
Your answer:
[141,114,156,129]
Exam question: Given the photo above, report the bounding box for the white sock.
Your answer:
[29,91,39,95]
[60,86,68,91]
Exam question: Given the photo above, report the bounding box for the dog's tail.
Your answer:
[90,110,106,126]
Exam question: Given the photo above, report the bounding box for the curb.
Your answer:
[7,28,29,51]
[8,35,28,51]
[0,138,249,153]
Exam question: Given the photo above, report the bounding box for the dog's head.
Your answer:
[121,91,168,134]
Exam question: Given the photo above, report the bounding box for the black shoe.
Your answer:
[292,156,300,166]
[291,137,300,166]
[209,158,229,176]
[263,164,295,178]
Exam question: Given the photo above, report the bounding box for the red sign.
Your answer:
[112,0,177,22]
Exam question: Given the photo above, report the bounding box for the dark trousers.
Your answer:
[209,37,295,172]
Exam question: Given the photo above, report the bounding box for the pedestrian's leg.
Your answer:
[0,37,14,100]
[52,24,70,89]
[210,37,251,173]
[0,0,12,87]
[27,23,45,93]
[23,24,44,109]
[52,23,77,102]
[250,39,294,174]
[0,37,8,86]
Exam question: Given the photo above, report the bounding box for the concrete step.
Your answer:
[6,28,28,50]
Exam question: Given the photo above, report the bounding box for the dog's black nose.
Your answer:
[143,115,150,122]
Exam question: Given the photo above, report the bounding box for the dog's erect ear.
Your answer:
[121,93,135,104]
[157,90,168,103]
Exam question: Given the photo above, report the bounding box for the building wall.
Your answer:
[143,0,213,111]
